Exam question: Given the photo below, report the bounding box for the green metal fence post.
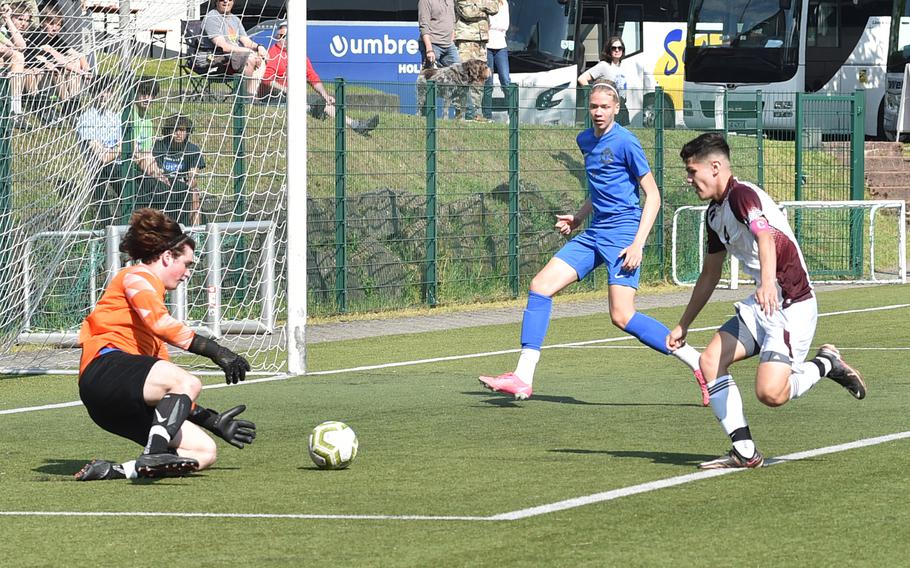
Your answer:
[850,89,865,276]
[793,91,804,241]
[755,90,764,188]
[507,82,520,296]
[654,86,665,280]
[582,85,592,130]
[334,78,348,312]
[580,85,594,287]
[0,77,10,324]
[424,80,438,306]
[119,86,136,225]
[722,88,729,138]
[232,76,247,221]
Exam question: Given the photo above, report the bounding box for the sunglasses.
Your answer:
[610,45,624,51]
[276,34,287,39]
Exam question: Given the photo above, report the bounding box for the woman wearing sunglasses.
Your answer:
[577,36,630,125]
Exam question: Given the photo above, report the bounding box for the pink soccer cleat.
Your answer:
[478,372,533,400]
[694,369,710,407]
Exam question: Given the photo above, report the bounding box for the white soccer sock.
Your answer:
[121,460,138,480]
[671,344,701,372]
[788,361,824,400]
[514,348,540,385]
[706,375,754,457]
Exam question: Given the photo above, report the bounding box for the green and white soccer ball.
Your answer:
[308,421,359,469]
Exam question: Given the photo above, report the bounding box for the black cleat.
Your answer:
[135,453,198,478]
[698,447,764,469]
[353,114,379,136]
[307,99,326,120]
[817,344,866,400]
[74,459,126,481]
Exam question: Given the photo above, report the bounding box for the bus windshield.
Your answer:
[507,0,576,72]
[686,0,801,83]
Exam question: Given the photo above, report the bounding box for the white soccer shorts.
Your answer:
[733,293,818,366]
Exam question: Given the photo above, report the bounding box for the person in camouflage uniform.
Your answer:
[454,0,498,119]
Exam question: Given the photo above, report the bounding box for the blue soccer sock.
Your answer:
[624,312,672,355]
[519,291,552,350]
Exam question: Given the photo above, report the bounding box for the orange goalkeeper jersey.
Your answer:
[78,264,195,374]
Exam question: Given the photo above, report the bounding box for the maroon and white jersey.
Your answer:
[705,177,813,304]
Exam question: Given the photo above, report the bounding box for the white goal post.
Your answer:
[671,200,907,288]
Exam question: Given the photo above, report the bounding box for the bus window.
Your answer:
[808,0,840,47]
[578,1,609,69]
[614,4,644,56]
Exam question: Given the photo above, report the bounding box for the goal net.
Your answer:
[0,0,289,375]
[671,200,908,287]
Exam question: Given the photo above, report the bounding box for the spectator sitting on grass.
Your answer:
[76,77,122,225]
[306,56,378,137]
[151,114,207,226]
[259,23,286,101]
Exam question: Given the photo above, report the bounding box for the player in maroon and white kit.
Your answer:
[668,133,866,469]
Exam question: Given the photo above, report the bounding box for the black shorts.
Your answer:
[79,350,160,446]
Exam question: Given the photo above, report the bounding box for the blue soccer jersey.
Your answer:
[576,124,651,226]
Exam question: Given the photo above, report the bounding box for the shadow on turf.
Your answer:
[549,448,716,466]
[34,459,232,483]
[464,391,700,408]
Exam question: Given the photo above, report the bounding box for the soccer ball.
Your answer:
[308,421,359,469]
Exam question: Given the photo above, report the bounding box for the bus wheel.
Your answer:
[642,92,675,128]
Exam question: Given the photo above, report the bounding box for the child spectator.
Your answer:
[151,115,207,226]
[23,4,90,116]
[130,79,163,181]
[0,2,31,129]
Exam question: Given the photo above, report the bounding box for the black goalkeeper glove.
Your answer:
[188,334,251,384]
[189,404,256,449]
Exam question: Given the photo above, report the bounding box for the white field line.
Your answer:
[2,303,908,416]
[2,430,908,522]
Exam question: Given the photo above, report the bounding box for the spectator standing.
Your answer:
[482,0,510,121]
[417,0,459,69]
[454,0,498,120]
[201,0,267,97]
[577,36,630,125]
[306,56,378,137]
[152,115,207,226]
[0,2,31,129]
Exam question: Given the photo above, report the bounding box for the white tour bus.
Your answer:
[682,0,895,137]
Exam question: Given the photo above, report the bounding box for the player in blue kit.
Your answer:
[479,81,707,402]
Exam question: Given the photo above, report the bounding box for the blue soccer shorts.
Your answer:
[554,223,640,288]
